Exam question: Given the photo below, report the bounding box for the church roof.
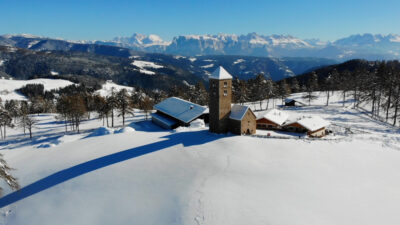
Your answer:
[210,66,233,80]
[230,105,251,121]
[153,97,207,123]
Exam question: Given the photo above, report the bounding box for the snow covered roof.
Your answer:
[230,105,251,121]
[284,98,306,105]
[257,109,289,126]
[151,113,177,128]
[210,66,233,80]
[285,98,295,103]
[154,97,207,123]
[284,116,330,132]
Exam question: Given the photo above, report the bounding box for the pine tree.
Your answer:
[304,72,318,106]
[0,154,20,196]
[23,115,36,139]
[0,109,13,140]
[263,75,275,110]
[290,78,300,93]
[193,82,208,106]
[140,97,154,121]
[93,95,109,127]
[116,89,133,126]
[4,100,19,122]
[107,89,118,128]
[278,80,291,105]
[324,70,335,106]
[68,95,87,133]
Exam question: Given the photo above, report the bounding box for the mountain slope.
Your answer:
[0,46,202,90]
[0,42,336,82]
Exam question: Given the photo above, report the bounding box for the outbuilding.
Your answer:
[284,98,305,107]
[282,116,330,137]
[256,109,289,130]
[229,105,257,135]
[152,97,207,129]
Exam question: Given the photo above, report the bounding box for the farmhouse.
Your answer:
[208,66,256,135]
[282,116,330,137]
[256,109,289,130]
[152,97,207,129]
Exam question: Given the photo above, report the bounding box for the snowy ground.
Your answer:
[131,60,164,75]
[0,79,133,101]
[0,78,74,101]
[95,80,134,97]
[0,93,400,225]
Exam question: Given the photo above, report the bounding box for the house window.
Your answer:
[223,90,228,96]
[224,82,227,88]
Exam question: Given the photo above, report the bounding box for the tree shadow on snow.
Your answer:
[0,129,228,208]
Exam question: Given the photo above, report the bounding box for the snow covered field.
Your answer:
[0,93,400,225]
[0,78,74,101]
[131,60,164,75]
[0,79,132,101]
[95,80,134,97]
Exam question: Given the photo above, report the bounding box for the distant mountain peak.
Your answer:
[1,32,400,60]
[112,33,170,47]
[3,33,43,39]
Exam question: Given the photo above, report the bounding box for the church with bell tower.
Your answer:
[208,66,256,135]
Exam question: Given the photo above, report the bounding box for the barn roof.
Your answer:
[285,98,295,103]
[284,98,306,105]
[257,109,289,126]
[151,113,177,128]
[210,66,233,80]
[284,116,330,132]
[153,97,207,123]
[230,105,251,121]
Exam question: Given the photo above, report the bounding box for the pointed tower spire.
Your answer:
[210,66,233,80]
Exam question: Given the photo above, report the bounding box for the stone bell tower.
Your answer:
[209,66,233,133]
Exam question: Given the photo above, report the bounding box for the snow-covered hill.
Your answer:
[1,92,400,225]
[0,78,74,101]
[0,78,134,101]
[95,80,134,97]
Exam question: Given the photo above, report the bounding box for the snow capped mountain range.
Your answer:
[100,33,400,60]
[112,33,170,47]
[1,33,400,60]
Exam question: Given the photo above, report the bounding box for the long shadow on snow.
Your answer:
[0,130,227,208]
[0,129,93,150]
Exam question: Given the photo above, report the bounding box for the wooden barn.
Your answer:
[256,109,289,130]
[282,116,330,137]
[152,97,207,129]
[284,98,305,107]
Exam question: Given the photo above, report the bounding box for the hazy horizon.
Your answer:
[3,31,400,43]
[1,0,399,42]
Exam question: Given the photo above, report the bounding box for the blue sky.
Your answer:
[1,0,399,41]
